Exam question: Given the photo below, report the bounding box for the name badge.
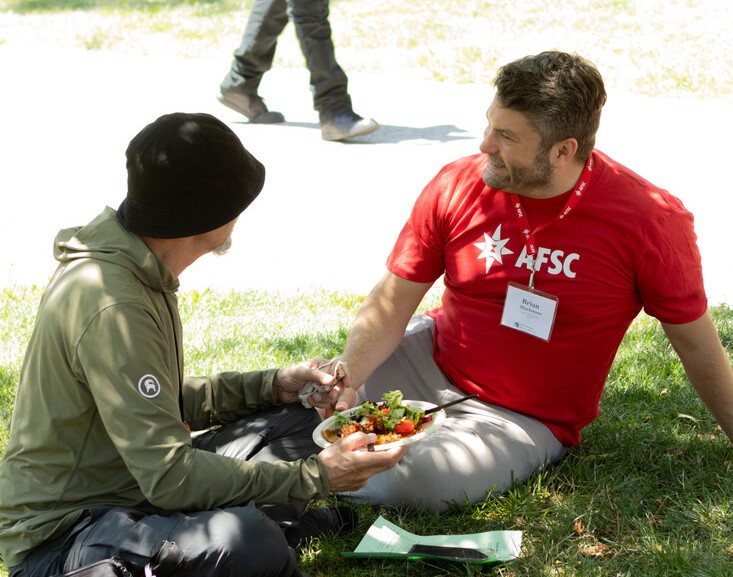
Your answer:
[500,282,559,341]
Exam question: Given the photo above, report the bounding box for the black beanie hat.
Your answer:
[118,112,265,239]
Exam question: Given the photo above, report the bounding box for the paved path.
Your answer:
[1,46,730,304]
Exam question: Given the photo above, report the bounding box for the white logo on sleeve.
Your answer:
[138,374,161,398]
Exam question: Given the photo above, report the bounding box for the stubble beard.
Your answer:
[212,235,233,256]
[482,148,553,195]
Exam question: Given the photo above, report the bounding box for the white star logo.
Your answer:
[474,225,513,274]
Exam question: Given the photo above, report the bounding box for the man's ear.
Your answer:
[551,138,579,167]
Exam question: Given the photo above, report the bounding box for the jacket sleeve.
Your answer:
[74,304,329,510]
[181,370,280,431]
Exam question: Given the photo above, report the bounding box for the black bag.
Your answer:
[50,557,136,577]
[51,539,183,577]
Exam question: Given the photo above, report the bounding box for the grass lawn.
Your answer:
[0,0,731,99]
[1,287,731,576]
[1,0,732,575]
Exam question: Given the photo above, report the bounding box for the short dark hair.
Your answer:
[493,51,607,160]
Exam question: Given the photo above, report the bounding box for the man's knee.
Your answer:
[219,513,295,575]
[176,506,299,577]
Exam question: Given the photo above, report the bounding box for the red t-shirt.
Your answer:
[387,151,707,446]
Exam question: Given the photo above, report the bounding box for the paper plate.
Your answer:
[312,400,446,451]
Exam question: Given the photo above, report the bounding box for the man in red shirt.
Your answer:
[311,51,733,511]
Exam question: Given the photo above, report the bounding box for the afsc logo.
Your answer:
[514,246,580,278]
[137,374,161,398]
[475,226,581,279]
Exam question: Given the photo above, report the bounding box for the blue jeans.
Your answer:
[221,0,352,114]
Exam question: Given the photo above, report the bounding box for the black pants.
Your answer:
[220,0,351,113]
[11,404,321,577]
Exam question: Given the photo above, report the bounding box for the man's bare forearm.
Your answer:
[342,272,432,389]
[663,312,733,442]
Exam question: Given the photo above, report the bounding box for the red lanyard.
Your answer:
[509,155,594,288]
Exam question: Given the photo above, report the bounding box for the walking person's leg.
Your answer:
[219,0,288,122]
[287,0,349,113]
[288,0,379,140]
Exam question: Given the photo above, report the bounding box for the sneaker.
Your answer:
[285,506,358,546]
[217,91,285,124]
[319,109,379,141]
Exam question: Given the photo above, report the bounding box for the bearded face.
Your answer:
[481,144,553,194]
[212,235,233,256]
[479,98,558,197]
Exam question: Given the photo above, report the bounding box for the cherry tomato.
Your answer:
[394,419,415,435]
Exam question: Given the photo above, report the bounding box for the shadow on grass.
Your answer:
[232,120,477,145]
[301,307,733,576]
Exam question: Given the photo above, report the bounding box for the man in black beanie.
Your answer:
[119,112,266,238]
[0,112,405,577]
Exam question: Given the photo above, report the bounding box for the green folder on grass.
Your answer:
[343,516,522,565]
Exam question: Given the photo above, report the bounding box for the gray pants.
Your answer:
[11,404,320,577]
[344,315,566,512]
[221,0,351,114]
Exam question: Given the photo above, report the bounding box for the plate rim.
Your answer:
[312,399,446,451]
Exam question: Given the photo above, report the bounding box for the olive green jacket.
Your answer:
[0,208,328,567]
